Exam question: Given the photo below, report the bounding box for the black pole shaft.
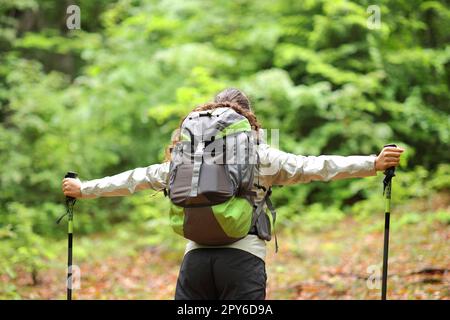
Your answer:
[67,232,73,300]
[381,144,396,300]
[64,171,77,301]
[381,211,390,300]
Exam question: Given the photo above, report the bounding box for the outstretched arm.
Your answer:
[258,144,404,186]
[62,162,170,198]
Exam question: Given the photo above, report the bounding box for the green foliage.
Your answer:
[0,0,449,288]
[0,202,57,282]
[291,203,346,232]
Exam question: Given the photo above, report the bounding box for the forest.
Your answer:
[0,0,449,299]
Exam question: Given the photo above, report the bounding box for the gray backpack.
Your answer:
[167,107,277,248]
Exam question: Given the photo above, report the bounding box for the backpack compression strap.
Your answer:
[189,141,205,197]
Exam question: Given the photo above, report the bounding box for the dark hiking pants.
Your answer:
[175,248,267,300]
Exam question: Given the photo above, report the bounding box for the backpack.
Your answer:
[167,107,277,249]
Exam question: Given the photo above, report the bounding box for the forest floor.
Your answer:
[5,212,450,300]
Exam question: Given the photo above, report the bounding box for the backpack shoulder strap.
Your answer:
[251,187,278,253]
[264,188,278,253]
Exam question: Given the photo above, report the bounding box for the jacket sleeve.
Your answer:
[257,144,377,186]
[80,162,170,198]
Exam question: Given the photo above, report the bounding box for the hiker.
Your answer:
[62,88,404,300]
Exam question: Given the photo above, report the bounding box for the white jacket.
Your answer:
[81,143,377,260]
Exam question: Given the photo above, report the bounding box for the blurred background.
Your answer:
[0,0,448,299]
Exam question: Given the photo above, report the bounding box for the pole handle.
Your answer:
[383,144,397,176]
[64,171,78,201]
[65,171,78,179]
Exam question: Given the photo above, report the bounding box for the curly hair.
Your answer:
[214,88,252,111]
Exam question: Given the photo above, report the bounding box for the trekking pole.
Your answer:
[57,171,78,300]
[381,144,396,300]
